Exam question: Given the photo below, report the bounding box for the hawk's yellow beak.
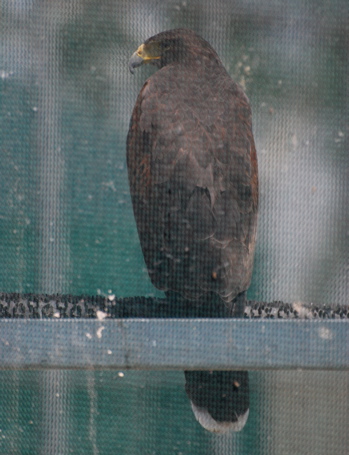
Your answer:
[129,43,161,74]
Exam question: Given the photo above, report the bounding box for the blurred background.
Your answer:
[0,0,348,454]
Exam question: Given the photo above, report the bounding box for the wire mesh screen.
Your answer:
[1,1,348,454]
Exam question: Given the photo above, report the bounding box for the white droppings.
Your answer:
[0,70,12,79]
[292,301,313,319]
[318,327,333,340]
[96,310,107,320]
[291,133,298,148]
[96,326,105,339]
[102,181,117,192]
[86,333,92,339]
[107,350,112,355]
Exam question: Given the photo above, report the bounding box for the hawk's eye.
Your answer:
[160,40,171,51]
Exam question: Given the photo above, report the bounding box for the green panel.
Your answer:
[0,370,348,455]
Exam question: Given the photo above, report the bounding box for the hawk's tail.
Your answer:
[165,290,250,432]
[184,370,249,433]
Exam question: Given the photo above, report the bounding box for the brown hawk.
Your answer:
[127,28,258,433]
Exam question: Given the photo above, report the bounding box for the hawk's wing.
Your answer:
[127,67,258,303]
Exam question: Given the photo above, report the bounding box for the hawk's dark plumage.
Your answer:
[127,28,258,433]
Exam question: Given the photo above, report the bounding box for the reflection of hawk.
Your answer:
[127,29,258,433]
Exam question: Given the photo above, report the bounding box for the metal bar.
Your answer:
[0,319,348,370]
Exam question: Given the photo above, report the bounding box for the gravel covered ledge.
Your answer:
[0,293,348,319]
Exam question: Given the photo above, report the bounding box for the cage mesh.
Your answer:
[0,0,348,453]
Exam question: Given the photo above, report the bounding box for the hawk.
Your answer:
[127,28,258,433]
